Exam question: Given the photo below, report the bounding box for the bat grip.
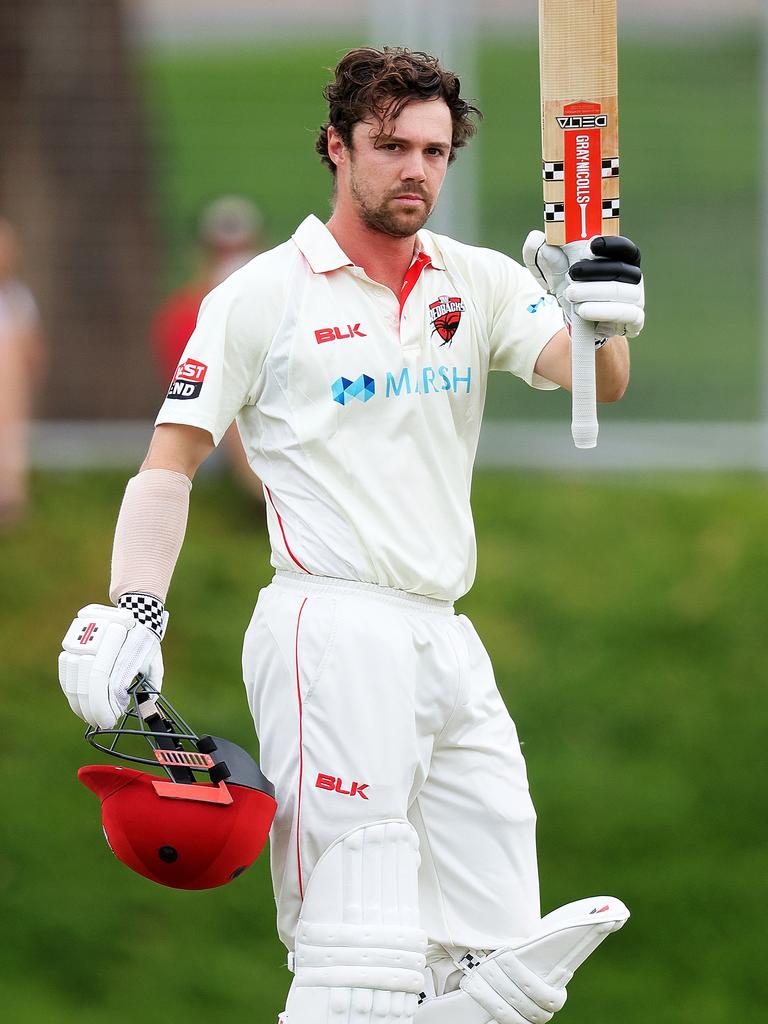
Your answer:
[562,239,599,449]
[570,312,598,449]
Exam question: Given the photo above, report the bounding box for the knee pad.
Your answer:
[284,819,428,1024]
[415,895,629,1024]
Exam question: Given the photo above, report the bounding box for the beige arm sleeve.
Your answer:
[109,468,192,604]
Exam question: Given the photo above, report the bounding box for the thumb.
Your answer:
[146,647,165,692]
[523,231,570,294]
[522,229,547,282]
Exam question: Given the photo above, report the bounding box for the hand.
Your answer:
[59,601,167,729]
[523,231,644,340]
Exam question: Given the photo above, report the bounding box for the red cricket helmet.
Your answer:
[79,679,277,890]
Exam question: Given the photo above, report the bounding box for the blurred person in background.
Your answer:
[0,218,45,529]
[152,195,265,499]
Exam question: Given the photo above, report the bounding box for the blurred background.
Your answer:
[1,1,766,1022]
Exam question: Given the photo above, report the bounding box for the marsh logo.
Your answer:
[527,294,558,314]
[385,365,471,397]
[331,374,375,406]
[167,358,208,400]
[331,366,471,407]
[429,295,465,346]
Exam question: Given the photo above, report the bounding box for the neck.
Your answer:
[326,206,418,295]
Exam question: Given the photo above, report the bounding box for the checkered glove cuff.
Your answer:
[117,592,167,640]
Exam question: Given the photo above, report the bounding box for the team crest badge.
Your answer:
[429,295,466,347]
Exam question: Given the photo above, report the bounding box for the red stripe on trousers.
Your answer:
[294,597,308,900]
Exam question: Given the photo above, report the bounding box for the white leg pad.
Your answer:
[282,819,428,1024]
[415,895,629,1024]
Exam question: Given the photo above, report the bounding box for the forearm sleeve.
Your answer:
[109,468,192,604]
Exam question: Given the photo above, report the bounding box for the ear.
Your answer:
[326,126,347,170]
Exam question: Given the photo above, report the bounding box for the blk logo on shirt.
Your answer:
[315,324,367,344]
[429,295,466,346]
[167,358,208,400]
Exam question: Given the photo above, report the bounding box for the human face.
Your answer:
[341,99,453,238]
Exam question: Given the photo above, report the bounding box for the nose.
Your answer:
[401,152,427,183]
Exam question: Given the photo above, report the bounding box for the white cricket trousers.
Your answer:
[242,571,541,953]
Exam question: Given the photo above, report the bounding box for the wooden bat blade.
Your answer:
[539,0,619,246]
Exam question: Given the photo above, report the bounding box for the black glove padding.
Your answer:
[569,236,642,284]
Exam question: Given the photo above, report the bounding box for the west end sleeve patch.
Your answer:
[167,358,208,400]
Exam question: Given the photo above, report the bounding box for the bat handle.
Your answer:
[570,311,598,449]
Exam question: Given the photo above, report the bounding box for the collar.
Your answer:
[292,215,353,274]
[292,214,447,274]
[414,231,446,271]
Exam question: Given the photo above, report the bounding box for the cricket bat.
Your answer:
[538,0,619,449]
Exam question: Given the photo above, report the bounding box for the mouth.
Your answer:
[392,194,426,207]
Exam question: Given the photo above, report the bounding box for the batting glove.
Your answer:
[523,231,644,341]
[59,594,168,729]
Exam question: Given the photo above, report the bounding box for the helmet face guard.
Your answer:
[79,678,277,890]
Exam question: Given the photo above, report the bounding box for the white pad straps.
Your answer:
[284,819,428,1024]
[415,896,629,1024]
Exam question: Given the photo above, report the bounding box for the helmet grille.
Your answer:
[153,749,214,771]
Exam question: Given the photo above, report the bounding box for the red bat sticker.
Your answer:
[562,101,604,242]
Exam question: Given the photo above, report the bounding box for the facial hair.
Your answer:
[349,169,434,238]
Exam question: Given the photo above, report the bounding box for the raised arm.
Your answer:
[533,327,629,403]
[524,232,643,404]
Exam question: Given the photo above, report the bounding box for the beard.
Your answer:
[350,172,434,238]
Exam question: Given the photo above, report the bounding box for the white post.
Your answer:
[368,0,480,243]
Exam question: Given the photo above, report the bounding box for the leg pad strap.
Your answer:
[284,820,428,1024]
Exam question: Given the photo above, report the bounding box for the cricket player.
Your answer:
[59,48,644,1024]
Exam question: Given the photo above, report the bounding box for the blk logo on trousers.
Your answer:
[315,773,369,799]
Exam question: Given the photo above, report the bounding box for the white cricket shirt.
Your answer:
[156,215,564,600]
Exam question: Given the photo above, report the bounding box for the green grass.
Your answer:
[142,35,759,424]
[2,470,767,1022]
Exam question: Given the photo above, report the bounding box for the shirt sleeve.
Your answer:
[154,274,268,446]
[487,253,565,390]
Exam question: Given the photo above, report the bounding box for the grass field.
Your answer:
[2,469,767,1023]
[143,35,760,424]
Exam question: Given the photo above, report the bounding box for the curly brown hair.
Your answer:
[316,47,482,175]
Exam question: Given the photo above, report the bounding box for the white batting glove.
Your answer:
[59,596,168,729]
[523,230,644,340]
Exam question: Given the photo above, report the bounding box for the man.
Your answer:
[59,48,643,1024]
